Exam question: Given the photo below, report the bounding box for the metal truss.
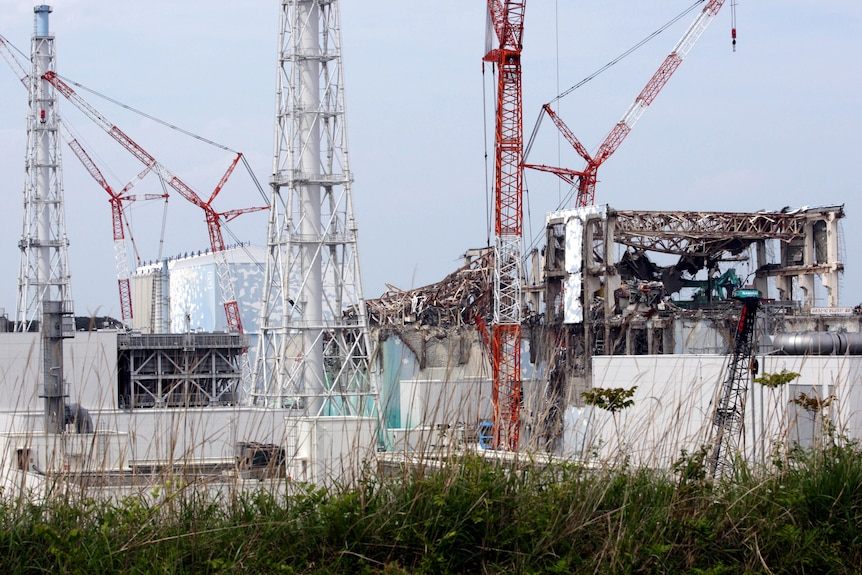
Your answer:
[254,0,379,419]
[614,207,844,255]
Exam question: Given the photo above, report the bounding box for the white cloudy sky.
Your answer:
[0,1,860,319]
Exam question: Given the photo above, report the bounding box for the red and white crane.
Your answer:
[61,128,167,324]
[43,70,267,333]
[484,0,526,450]
[526,0,728,207]
[1,38,171,325]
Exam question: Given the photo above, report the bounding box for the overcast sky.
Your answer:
[0,1,860,320]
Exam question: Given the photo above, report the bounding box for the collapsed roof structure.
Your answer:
[365,204,858,454]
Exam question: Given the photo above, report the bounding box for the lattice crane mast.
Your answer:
[0,33,29,88]
[62,130,163,324]
[43,70,267,333]
[526,0,728,207]
[483,0,526,450]
[707,288,760,477]
[0,40,171,325]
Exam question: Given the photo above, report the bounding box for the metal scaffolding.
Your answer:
[118,332,246,409]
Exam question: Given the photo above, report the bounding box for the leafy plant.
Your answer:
[581,386,637,413]
[1,443,862,573]
[754,369,800,388]
[582,386,638,456]
[791,392,834,413]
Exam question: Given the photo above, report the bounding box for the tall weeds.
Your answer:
[1,443,861,573]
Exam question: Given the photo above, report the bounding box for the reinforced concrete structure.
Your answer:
[131,244,266,336]
[534,204,849,447]
[363,203,857,461]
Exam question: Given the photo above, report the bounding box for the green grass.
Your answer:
[1,443,862,573]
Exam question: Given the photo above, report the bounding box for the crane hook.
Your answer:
[731,0,738,52]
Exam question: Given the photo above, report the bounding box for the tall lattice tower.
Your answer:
[254,0,377,418]
[16,4,73,332]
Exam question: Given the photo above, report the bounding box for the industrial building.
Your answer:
[0,1,378,492]
[0,1,859,494]
[131,244,266,335]
[365,203,862,467]
[150,202,862,457]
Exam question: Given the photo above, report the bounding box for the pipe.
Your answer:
[845,332,862,354]
[34,5,52,37]
[770,331,862,355]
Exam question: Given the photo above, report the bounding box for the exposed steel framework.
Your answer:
[13,6,74,332]
[708,291,760,477]
[484,0,525,450]
[526,0,727,207]
[254,0,379,418]
[613,209,818,254]
[43,70,266,333]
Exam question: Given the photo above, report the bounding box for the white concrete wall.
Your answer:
[291,416,377,486]
[0,430,129,474]
[0,332,381,482]
[0,405,371,474]
[578,354,862,468]
[399,377,493,429]
[0,332,119,413]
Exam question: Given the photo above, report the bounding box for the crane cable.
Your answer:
[57,74,235,152]
[482,4,497,247]
[524,0,706,165]
[550,0,706,104]
[55,73,270,206]
[524,1,709,256]
[482,61,493,248]
[6,35,272,277]
[482,6,496,249]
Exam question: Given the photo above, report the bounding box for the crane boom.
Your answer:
[63,132,135,322]
[3,40,143,324]
[483,0,526,450]
[595,0,727,165]
[62,128,167,324]
[42,70,266,333]
[529,0,727,207]
[708,288,760,477]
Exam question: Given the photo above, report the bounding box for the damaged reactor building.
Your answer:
[366,203,862,464]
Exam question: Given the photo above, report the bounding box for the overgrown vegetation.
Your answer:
[2,440,861,574]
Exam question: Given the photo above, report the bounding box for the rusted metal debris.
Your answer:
[366,250,493,328]
[614,206,844,255]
